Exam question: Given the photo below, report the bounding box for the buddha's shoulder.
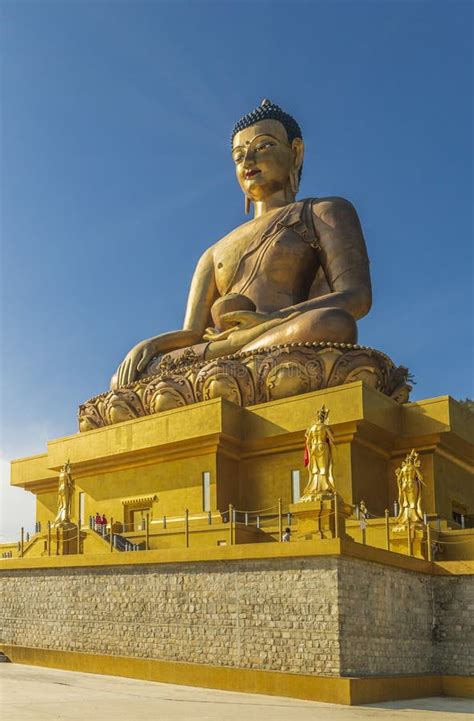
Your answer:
[310,196,360,225]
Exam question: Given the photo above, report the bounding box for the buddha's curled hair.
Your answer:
[231,99,303,146]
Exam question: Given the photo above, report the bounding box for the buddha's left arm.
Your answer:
[279,198,372,320]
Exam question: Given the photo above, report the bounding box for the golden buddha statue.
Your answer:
[111,99,371,390]
[79,100,410,431]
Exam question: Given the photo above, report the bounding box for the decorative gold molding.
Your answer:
[121,495,157,507]
[79,343,411,432]
[0,645,471,704]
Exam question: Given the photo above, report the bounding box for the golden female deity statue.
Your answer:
[54,460,74,526]
[300,405,336,501]
[395,449,424,527]
[111,99,371,389]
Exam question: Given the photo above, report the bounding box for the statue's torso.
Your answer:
[213,200,319,314]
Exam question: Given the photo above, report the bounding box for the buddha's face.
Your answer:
[232,119,303,202]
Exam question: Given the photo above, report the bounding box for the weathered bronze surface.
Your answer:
[79,99,410,430]
[110,100,372,390]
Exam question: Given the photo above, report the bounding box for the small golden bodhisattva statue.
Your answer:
[54,460,74,526]
[394,449,424,528]
[300,405,336,501]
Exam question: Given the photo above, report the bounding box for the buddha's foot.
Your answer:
[78,342,412,432]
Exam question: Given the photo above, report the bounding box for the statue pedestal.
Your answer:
[289,496,353,540]
[78,343,411,431]
[54,523,78,556]
[9,382,473,559]
[391,523,428,560]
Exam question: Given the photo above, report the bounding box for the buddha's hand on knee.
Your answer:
[116,339,159,387]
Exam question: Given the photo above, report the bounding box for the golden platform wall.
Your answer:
[10,382,474,544]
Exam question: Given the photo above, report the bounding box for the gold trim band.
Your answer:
[0,645,472,705]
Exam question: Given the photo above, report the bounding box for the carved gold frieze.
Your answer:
[78,342,411,432]
[121,495,158,506]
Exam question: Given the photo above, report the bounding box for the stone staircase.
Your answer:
[94,528,145,552]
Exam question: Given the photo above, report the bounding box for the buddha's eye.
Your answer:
[255,142,273,152]
[233,154,243,164]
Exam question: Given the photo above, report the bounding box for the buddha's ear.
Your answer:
[291,137,305,172]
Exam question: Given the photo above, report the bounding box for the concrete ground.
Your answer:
[0,664,472,721]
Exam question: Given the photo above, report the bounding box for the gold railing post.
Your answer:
[407,517,412,556]
[47,521,51,556]
[110,517,114,553]
[427,523,432,562]
[56,526,59,555]
[184,509,189,548]
[334,493,339,539]
[384,509,390,551]
[361,524,366,545]
[20,527,24,558]
[278,498,283,542]
[77,503,82,554]
[229,504,234,546]
[145,513,150,551]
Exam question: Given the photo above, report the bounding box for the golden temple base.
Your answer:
[1,645,472,705]
[10,380,472,558]
[3,381,473,705]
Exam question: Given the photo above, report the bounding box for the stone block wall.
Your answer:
[338,558,434,675]
[0,556,472,677]
[0,558,341,675]
[434,575,474,676]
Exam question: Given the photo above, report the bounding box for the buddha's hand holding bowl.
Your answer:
[204,292,298,343]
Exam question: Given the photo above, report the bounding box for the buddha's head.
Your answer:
[231,99,304,210]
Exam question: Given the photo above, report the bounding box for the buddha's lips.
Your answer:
[245,169,261,179]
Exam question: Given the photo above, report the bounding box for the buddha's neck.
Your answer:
[253,188,296,218]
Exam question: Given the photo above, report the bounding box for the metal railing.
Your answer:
[2,497,473,560]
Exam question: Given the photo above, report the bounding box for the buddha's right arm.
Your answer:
[183,246,219,335]
[114,248,218,387]
[143,246,219,349]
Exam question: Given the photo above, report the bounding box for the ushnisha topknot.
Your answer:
[231,98,303,147]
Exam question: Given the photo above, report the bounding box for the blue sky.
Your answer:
[1,0,472,538]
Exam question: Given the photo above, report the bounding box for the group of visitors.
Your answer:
[94,512,108,533]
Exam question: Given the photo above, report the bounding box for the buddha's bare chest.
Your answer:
[213,228,250,293]
[213,221,316,296]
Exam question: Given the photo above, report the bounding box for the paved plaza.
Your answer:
[0,664,472,721]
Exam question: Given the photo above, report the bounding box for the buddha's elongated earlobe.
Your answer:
[290,170,300,195]
[245,195,251,215]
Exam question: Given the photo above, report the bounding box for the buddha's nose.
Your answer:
[243,146,256,165]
